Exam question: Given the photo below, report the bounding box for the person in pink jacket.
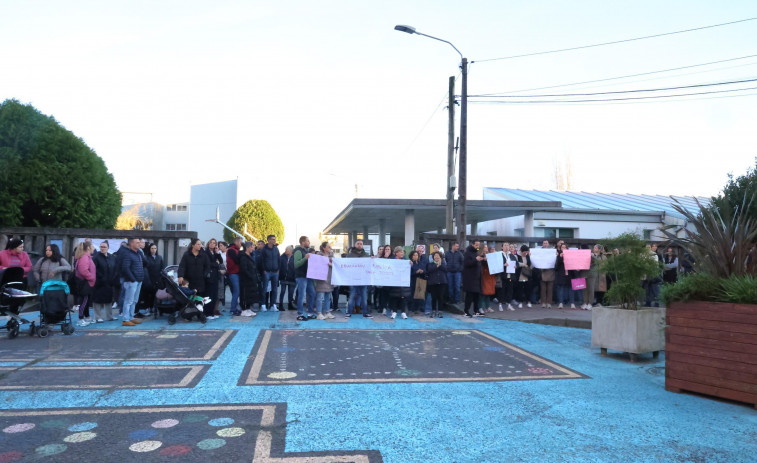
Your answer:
[74,242,96,326]
[0,238,33,279]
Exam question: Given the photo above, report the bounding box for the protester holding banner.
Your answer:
[515,245,533,309]
[555,244,571,309]
[426,251,447,318]
[497,243,517,311]
[480,244,497,314]
[462,240,484,318]
[388,246,410,319]
[294,236,316,321]
[409,250,426,314]
[539,241,555,308]
[377,245,393,316]
[314,242,337,320]
[345,239,371,318]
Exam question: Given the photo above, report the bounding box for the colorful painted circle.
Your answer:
[2,423,34,434]
[129,440,163,452]
[0,451,24,463]
[129,429,158,440]
[159,445,193,456]
[267,371,297,379]
[63,432,97,443]
[151,419,179,429]
[67,422,97,432]
[216,427,245,438]
[197,439,226,450]
[184,414,209,423]
[35,444,67,457]
[207,418,234,427]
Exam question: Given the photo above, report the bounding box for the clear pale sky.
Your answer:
[2,1,756,243]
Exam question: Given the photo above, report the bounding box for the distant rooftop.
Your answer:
[483,188,710,220]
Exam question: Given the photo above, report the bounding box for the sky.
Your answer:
[2,1,756,243]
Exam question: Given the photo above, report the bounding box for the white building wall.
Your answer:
[476,215,669,240]
[189,180,238,241]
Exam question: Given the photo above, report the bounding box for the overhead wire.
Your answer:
[475,17,757,63]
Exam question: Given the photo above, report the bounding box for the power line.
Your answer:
[469,84,757,104]
[468,77,757,99]
[475,17,757,63]
[476,54,757,95]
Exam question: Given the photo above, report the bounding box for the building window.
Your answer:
[643,229,652,240]
[536,227,574,238]
[166,204,188,212]
[165,223,187,231]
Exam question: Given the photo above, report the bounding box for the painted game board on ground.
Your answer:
[241,329,587,386]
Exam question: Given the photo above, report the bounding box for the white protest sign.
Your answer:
[331,258,410,287]
[530,248,557,269]
[505,255,517,274]
[306,254,330,280]
[486,252,505,274]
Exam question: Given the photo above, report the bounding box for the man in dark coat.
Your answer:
[258,234,281,311]
[239,241,260,317]
[446,242,464,303]
[462,240,484,317]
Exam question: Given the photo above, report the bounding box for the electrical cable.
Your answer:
[475,17,757,63]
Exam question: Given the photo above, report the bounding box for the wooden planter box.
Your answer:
[591,306,666,362]
[666,301,757,408]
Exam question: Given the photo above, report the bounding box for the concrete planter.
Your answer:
[591,306,666,361]
[666,301,757,408]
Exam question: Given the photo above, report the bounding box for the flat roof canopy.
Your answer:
[323,198,563,235]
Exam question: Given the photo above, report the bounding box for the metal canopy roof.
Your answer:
[483,188,709,220]
[323,198,563,235]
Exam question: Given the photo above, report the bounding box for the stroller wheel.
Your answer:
[29,322,36,337]
[61,323,75,335]
[199,314,207,324]
[168,316,176,325]
[37,327,49,338]
[7,320,19,339]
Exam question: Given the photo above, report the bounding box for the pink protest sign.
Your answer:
[563,249,591,270]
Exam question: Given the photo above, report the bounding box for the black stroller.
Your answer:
[156,265,206,325]
[0,267,37,338]
[38,279,75,337]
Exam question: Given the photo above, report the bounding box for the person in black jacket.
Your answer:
[278,245,296,310]
[92,241,117,322]
[204,238,223,319]
[142,242,164,314]
[258,235,281,311]
[178,238,210,297]
[426,251,447,318]
[462,240,484,318]
[121,238,145,327]
[239,241,260,317]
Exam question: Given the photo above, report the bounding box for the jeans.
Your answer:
[295,277,315,316]
[122,280,139,322]
[556,284,570,304]
[229,273,240,312]
[347,286,369,314]
[316,292,331,314]
[262,272,279,307]
[279,281,295,307]
[447,272,462,303]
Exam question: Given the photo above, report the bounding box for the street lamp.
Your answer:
[394,25,469,246]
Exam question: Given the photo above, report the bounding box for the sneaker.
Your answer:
[326,313,336,319]
[308,314,317,320]
[96,318,104,323]
[518,303,523,309]
[464,313,473,318]
[474,313,485,317]
[478,308,485,315]
[77,319,89,327]
[271,305,279,312]
[570,304,576,309]
[557,303,563,309]
[401,313,407,319]
[527,302,532,308]
[121,320,135,327]
[507,304,515,311]
[486,307,494,313]
[296,315,308,321]
[112,302,118,309]
[231,311,241,316]
[241,310,252,317]
[492,298,499,303]
[260,305,267,312]
[317,313,326,320]
[362,314,373,318]
[344,314,351,318]
[381,308,387,316]
[391,312,397,319]
[547,304,552,308]
[596,303,603,307]
[498,304,503,312]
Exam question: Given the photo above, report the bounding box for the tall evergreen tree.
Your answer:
[224,199,284,243]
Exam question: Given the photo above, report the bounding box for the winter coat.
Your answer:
[279,254,295,282]
[589,253,608,292]
[259,245,280,272]
[75,253,96,287]
[445,249,464,273]
[555,253,570,286]
[239,252,261,307]
[481,261,496,295]
[293,246,311,278]
[33,257,71,286]
[205,249,222,286]
[92,251,116,304]
[426,260,448,286]
[0,249,32,277]
[462,245,482,293]
[178,250,210,293]
[226,244,241,275]
[144,253,165,291]
[314,251,335,293]
[389,256,412,298]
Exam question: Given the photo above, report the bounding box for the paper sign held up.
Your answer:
[563,249,591,270]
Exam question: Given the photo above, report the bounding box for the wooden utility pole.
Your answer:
[446,76,455,235]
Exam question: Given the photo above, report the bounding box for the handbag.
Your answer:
[413,278,427,300]
[571,277,587,290]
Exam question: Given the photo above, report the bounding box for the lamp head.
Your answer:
[394,25,416,34]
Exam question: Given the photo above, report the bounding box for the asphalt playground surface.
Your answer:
[0,303,755,462]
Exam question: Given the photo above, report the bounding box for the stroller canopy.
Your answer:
[40,279,70,295]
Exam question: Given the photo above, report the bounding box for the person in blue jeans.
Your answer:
[226,237,243,316]
[446,242,463,303]
[293,236,315,321]
[345,239,372,318]
[258,234,280,312]
[120,238,145,327]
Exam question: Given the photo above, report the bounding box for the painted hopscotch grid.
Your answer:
[0,403,383,462]
[241,329,587,386]
[0,329,236,362]
[0,365,208,390]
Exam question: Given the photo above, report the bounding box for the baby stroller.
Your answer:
[38,280,75,337]
[0,267,37,338]
[157,265,206,325]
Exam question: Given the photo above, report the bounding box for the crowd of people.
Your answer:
[1,234,686,326]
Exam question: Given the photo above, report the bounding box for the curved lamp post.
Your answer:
[394,25,469,246]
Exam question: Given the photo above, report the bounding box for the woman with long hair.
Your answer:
[143,242,165,314]
[314,242,336,320]
[426,251,448,318]
[388,246,410,319]
[92,241,117,322]
[74,242,96,326]
[204,238,223,319]
[33,244,71,289]
[479,244,497,314]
